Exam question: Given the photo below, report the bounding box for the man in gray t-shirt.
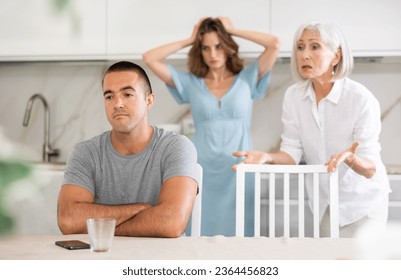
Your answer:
[57,61,199,238]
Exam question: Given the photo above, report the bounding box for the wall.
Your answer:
[0,60,186,163]
[0,58,400,165]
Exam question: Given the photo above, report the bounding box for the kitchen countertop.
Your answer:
[32,162,66,171]
[30,162,401,174]
[0,234,359,260]
[386,165,401,175]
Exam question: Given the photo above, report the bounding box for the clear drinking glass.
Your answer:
[86,218,116,252]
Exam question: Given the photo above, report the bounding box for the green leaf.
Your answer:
[0,160,32,188]
[0,210,14,235]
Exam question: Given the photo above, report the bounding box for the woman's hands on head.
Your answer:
[189,17,209,44]
[189,19,200,44]
[216,16,234,34]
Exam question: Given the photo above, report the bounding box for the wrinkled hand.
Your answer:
[325,142,359,172]
[217,16,234,34]
[232,150,269,170]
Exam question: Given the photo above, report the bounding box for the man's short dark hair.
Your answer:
[103,61,153,95]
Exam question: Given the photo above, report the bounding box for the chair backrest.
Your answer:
[235,164,339,238]
[190,163,203,237]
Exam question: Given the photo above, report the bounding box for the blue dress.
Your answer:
[167,60,271,236]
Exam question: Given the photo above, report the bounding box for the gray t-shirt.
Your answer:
[63,127,198,205]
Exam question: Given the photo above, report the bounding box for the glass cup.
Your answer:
[86,218,116,252]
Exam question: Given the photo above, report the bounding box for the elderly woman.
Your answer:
[233,21,390,237]
[144,17,280,236]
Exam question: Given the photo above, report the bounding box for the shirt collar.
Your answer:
[302,79,344,104]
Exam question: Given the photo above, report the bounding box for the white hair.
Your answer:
[291,21,354,82]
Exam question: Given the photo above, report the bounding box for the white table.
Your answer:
[0,234,358,260]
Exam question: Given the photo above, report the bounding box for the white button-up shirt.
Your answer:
[280,78,391,226]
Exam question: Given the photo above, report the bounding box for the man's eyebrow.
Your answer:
[103,90,112,96]
[121,86,136,92]
[103,86,136,96]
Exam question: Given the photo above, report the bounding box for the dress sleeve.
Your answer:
[165,64,192,104]
[240,58,271,100]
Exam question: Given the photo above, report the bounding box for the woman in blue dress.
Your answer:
[143,17,280,236]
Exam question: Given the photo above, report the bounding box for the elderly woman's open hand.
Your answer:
[231,150,270,170]
[326,142,359,172]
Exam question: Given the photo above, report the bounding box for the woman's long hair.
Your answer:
[188,17,243,77]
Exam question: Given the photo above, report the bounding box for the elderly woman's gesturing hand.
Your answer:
[326,142,359,172]
[231,150,270,170]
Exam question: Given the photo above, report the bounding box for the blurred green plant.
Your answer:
[52,0,70,13]
[0,159,32,235]
[51,0,80,36]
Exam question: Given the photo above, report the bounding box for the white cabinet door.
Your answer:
[0,0,106,61]
[107,0,270,59]
[7,168,64,235]
[271,0,401,57]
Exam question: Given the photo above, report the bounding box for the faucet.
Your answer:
[23,93,60,163]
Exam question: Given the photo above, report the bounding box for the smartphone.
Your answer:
[55,240,90,250]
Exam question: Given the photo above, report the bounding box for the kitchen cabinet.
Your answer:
[106,0,270,60]
[0,0,106,61]
[271,0,401,57]
[6,166,64,235]
[2,0,401,61]
[388,173,401,222]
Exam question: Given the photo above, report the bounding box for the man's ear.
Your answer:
[147,93,155,110]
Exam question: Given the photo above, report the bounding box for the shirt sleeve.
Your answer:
[240,58,271,100]
[353,91,383,164]
[63,142,95,194]
[165,64,192,104]
[280,87,303,163]
[161,134,200,186]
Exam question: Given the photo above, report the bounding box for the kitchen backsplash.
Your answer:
[0,58,400,165]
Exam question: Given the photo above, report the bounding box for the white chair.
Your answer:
[189,163,203,237]
[235,164,339,238]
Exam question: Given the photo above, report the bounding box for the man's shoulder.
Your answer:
[79,131,108,144]
[154,127,195,151]
[155,126,187,141]
[73,131,109,153]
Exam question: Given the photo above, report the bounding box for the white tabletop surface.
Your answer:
[0,234,358,260]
